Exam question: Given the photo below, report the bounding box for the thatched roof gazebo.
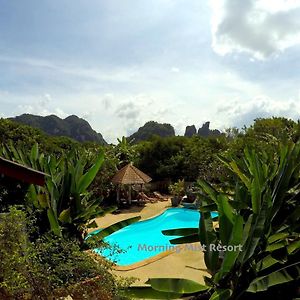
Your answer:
[111,163,152,205]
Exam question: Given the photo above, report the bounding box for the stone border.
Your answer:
[112,248,176,271]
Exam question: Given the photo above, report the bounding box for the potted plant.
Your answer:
[169,179,185,207]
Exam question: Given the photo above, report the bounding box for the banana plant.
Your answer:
[1,143,108,240]
[125,142,300,299]
[1,143,145,251]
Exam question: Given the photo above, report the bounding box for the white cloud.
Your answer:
[171,67,180,73]
[113,94,172,136]
[15,94,68,119]
[215,95,300,128]
[16,103,68,119]
[38,93,52,107]
[210,0,300,59]
[115,101,140,120]
[101,93,114,110]
[0,54,141,85]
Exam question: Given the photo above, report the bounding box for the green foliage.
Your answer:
[247,117,298,142]
[90,147,119,200]
[2,116,300,299]
[193,143,300,299]
[0,207,127,299]
[129,141,300,299]
[0,207,31,297]
[33,147,105,239]
[33,234,113,289]
[136,135,228,182]
[1,142,106,239]
[181,136,228,182]
[169,179,185,196]
[114,136,138,166]
[0,118,81,155]
[136,136,188,180]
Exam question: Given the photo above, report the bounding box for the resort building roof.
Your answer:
[0,156,48,186]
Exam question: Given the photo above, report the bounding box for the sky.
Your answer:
[1,0,300,143]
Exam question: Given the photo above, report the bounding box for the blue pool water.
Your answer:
[92,208,218,266]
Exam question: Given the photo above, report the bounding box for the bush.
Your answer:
[0,207,31,298]
[0,207,131,299]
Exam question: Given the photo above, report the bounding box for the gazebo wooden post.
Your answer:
[128,185,132,205]
[116,184,120,205]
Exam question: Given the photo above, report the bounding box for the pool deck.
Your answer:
[93,200,209,286]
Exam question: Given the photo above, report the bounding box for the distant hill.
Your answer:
[184,122,221,138]
[10,114,107,144]
[128,121,175,142]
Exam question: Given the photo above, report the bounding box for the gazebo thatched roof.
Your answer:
[111,163,152,185]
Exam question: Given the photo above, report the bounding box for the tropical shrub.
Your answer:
[0,207,33,298]
[0,207,129,299]
[0,143,107,240]
[114,136,138,166]
[169,179,185,197]
[127,142,300,299]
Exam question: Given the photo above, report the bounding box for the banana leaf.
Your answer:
[162,228,198,236]
[209,289,232,300]
[86,216,141,242]
[217,194,234,245]
[199,210,219,274]
[199,203,218,212]
[247,262,300,292]
[47,208,61,236]
[58,208,71,223]
[268,232,290,244]
[287,240,300,255]
[169,233,199,245]
[78,150,104,193]
[198,179,218,203]
[239,195,270,263]
[256,254,282,272]
[216,214,243,279]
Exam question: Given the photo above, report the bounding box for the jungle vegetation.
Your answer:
[0,116,299,299]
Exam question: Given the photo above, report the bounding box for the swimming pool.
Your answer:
[92,208,218,266]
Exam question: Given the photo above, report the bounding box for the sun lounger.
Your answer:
[138,192,158,203]
[181,198,199,209]
[153,191,169,201]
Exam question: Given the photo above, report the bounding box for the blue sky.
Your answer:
[1,0,300,142]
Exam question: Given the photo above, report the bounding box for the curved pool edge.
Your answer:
[112,248,175,271]
[91,206,212,269]
[101,206,177,270]
[91,204,172,232]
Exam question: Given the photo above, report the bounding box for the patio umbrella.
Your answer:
[111,163,152,204]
